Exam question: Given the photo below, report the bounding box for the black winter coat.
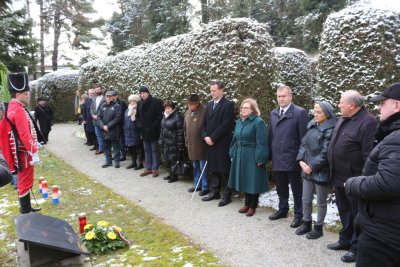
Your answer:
[201,96,234,174]
[137,95,163,142]
[159,109,184,163]
[34,104,53,135]
[327,107,378,187]
[345,112,400,253]
[98,101,121,140]
[297,117,337,185]
[82,98,94,133]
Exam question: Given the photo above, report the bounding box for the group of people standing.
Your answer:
[0,71,394,266]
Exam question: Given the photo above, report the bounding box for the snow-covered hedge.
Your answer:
[30,70,79,122]
[272,47,316,110]
[80,18,280,119]
[318,4,400,104]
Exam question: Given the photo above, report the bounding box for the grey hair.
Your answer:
[343,90,365,107]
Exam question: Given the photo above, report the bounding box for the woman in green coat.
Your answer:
[228,98,269,216]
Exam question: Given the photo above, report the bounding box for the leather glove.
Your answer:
[30,153,41,166]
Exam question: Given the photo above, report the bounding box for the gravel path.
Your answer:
[45,123,353,267]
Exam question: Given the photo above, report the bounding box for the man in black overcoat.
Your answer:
[137,85,163,177]
[327,90,378,263]
[34,97,53,143]
[345,83,400,266]
[201,80,234,206]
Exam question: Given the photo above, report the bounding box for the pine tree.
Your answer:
[0,7,38,72]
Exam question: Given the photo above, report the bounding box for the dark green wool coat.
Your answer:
[228,114,269,194]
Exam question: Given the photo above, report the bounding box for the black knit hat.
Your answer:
[139,85,150,93]
[7,72,30,93]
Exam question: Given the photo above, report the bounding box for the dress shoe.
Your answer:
[168,178,178,183]
[84,142,89,145]
[290,217,302,228]
[202,193,221,201]
[95,150,104,155]
[120,157,126,162]
[238,206,249,213]
[152,170,159,177]
[140,169,152,177]
[114,164,120,168]
[199,190,209,196]
[164,175,171,180]
[134,163,144,170]
[327,242,351,251]
[89,147,97,151]
[268,211,288,220]
[341,251,356,263]
[102,163,112,168]
[126,163,137,169]
[246,208,256,217]
[188,187,201,193]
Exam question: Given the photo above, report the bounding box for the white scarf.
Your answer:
[127,105,137,121]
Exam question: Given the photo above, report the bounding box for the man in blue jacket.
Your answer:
[345,84,400,266]
[268,85,308,228]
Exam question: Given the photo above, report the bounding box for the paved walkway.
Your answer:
[45,124,353,267]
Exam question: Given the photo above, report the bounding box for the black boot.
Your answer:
[218,188,233,207]
[19,194,41,214]
[306,224,323,239]
[126,162,137,169]
[134,163,144,170]
[295,220,312,235]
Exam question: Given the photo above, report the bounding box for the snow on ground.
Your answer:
[259,186,340,226]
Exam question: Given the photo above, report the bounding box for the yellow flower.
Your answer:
[107,232,117,240]
[83,224,93,230]
[113,226,122,232]
[85,231,95,240]
[97,221,109,227]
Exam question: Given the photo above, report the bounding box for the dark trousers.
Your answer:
[274,171,303,218]
[104,139,121,165]
[357,231,400,267]
[87,131,97,147]
[244,193,259,209]
[127,145,144,165]
[209,172,229,195]
[335,186,359,253]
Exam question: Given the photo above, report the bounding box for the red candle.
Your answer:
[78,213,87,234]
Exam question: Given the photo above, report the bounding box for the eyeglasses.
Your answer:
[240,107,251,110]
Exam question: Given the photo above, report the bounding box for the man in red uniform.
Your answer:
[0,72,41,213]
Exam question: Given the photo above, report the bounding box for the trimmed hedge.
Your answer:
[79,18,280,120]
[318,4,400,105]
[30,70,79,122]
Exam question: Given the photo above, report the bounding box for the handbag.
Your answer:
[170,150,191,176]
[171,160,190,176]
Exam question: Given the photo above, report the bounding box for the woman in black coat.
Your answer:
[34,97,53,143]
[159,100,184,183]
[295,101,337,239]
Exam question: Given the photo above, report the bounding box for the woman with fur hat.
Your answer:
[124,94,144,169]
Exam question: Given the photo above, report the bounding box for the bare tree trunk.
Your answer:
[39,0,45,76]
[25,0,37,79]
[201,0,208,24]
[52,11,61,71]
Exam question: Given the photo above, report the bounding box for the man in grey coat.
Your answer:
[268,85,308,228]
[91,84,106,155]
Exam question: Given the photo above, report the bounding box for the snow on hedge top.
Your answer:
[272,47,316,109]
[79,18,278,117]
[30,69,79,92]
[318,4,400,103]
